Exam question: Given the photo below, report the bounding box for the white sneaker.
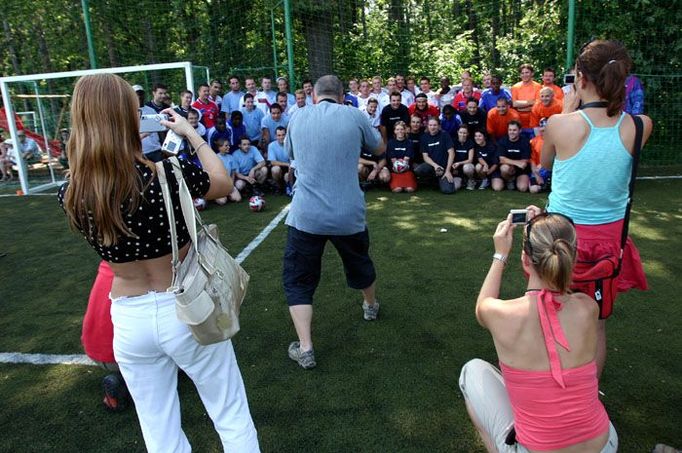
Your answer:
[466,179,476,190]
[478,179,490,190]
[362,300,380,321]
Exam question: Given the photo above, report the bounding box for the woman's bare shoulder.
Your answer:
[566,292,599,317]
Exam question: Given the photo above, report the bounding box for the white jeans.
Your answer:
[458,359,618,453]
[111,291,259,453]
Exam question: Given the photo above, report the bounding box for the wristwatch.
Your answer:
[493,253,507,264]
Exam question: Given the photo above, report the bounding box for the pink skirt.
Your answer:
[389,170,417,191]
[573,219,648,296]
[82,261,116,363]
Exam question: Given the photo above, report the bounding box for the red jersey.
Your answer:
[192,98,220,129]
[452,90,481,112]
[408,103,440,125]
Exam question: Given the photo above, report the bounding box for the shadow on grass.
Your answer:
[1,182,680,451]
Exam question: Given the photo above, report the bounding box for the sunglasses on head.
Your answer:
[524,212,575,258]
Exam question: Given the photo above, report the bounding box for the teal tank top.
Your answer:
[548,111,632,225]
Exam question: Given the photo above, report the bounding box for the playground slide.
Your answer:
[1,108,61,157]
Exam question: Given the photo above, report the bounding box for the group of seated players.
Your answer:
[140,63,564,205]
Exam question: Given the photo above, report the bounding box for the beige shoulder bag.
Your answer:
[156,156,249,345]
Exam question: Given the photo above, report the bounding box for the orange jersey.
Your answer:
[537,83,564,102]
[486,107,521,139]
[512,81,541,129]
[530,135,544,166]
[530,100,562,128]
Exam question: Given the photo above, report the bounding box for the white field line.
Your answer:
[235,203,290,264]
[0,203,291,366]
[2,175,682,200]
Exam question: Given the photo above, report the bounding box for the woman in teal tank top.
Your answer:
[537,40,653,377]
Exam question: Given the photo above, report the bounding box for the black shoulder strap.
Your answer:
[620,114,644,254]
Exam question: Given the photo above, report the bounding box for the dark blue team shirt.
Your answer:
[360,148,387,163]
[497,136,531,161]
[459,110,487,135]
[475,141,499,166]
[386,138,415,161]
[420,131,454,168]
[454,139,475,163]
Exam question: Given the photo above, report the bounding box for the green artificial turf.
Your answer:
[0,181,680,452]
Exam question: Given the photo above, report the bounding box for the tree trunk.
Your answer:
[142,17,157,65]
[465,0,481,68]
[35,19,60,136]
[300,1,334,79]
[3,19,22,75]
[361,0,367,39]
[2,19,30,111]
[97,1,119,67]
[491,0,500,69]
[388,0,408,73]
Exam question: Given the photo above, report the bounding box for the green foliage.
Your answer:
[0,0,680,164]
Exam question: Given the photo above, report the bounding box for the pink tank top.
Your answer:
[499,289,610,451]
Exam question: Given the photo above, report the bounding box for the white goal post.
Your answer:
[0,62,197,195]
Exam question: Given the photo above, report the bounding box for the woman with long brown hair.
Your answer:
[540,40,653,376]
[59,73,259,452]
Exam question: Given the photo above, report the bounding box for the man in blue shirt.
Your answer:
[283,75,385,369]
[479,75,512,113]
[220,75,245,115]
[232,136,268,195]
[206,115,232,152]
[260,103,289,147]
[267,126,291,192]
[240,93,265,145]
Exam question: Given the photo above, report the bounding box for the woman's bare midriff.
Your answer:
[109,243,190,299]
[527,430,609,453]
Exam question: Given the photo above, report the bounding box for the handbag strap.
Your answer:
[155,159,182,289]
[157,157,217,282]
[165,157,209,249]
[620,114,644,258]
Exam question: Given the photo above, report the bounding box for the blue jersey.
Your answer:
[232,146,264,174]
[268,140,290,164]
[240,107,265,142]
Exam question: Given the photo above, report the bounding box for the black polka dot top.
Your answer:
[58,158,210,263]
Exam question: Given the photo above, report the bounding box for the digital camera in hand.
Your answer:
[161,130,184,155]
[510,209,528,225]
[139,113,168,133]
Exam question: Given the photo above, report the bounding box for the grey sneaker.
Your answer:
[506,180,516,191]
[478,178,490,190]
[362,300,380,321]
[466,179,476,190]
[288,341,316,369]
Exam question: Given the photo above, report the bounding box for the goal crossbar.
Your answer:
[0,62,195,195]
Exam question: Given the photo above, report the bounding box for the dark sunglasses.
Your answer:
[524,212,575,258]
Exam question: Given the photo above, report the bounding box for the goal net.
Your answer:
[0,62,208,194]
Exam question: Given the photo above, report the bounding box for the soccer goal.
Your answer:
[0,62,207,195]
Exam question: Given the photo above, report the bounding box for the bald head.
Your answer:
[314,75,344,101]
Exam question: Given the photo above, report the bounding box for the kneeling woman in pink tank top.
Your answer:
[459,213,617,452]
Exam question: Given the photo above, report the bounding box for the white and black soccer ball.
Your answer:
[393,158,409,174]
[193,198,207,211]
[248,195,266,212]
